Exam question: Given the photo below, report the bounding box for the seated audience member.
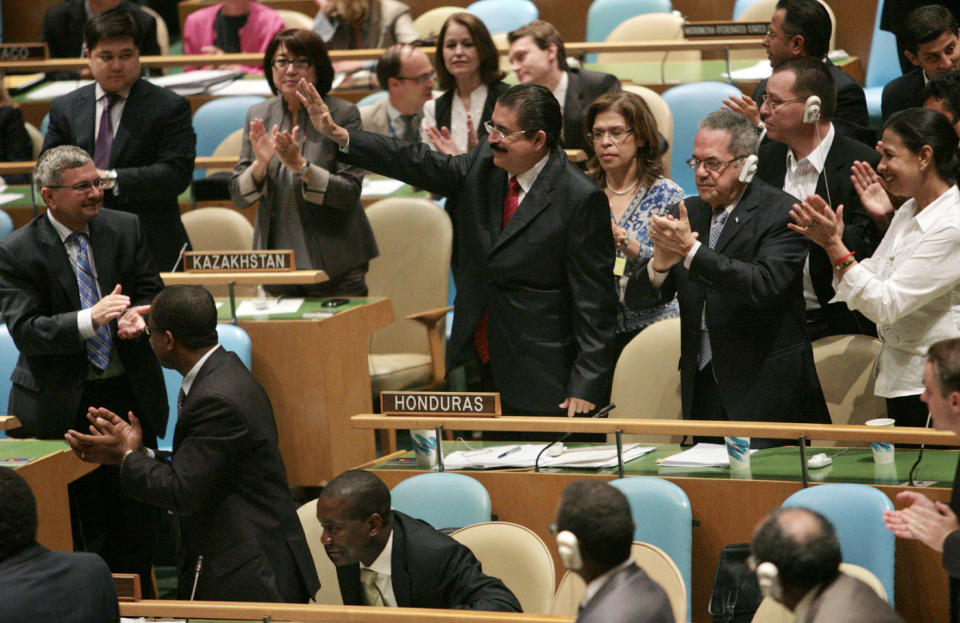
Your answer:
[554,480,672,623]
[0,468,120,623]
[755,57,882,340]
[422,12,508,155]
[315,469,522,611]
[313,0,419,74]
[751,507,905,623]
[508,20,621,154]
[585,91,684,358]
[923,69,960,137]
[0,82,32,185]
[882,5,960,121]
[884,338,960,623]
[66,285,320,602]
[361,44,435,142]
[183,0,285,74]
[42,0,161,80]
[881,0,960,73]
[625,110,830,447]
[789,108,960,428]
[723,0,871,144]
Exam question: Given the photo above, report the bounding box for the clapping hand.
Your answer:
[648,201,698,265]
[117,304,150,339]
[272,124,303,171]
[851,160,894,230]
[787,194,844,249]
[65,407,143,465]
[883,491,960,553]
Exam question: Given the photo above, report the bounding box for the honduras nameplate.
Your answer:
[381,391,501,417]
[683,21,767,38]
[183,250,296,272]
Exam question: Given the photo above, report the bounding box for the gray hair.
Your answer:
[698,109,759,158]
[34,146,93,195]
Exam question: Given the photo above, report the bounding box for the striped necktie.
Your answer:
[697,208,730,370]
[70,232,112,371]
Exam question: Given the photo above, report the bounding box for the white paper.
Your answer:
[722,60,773,81]
[443,444,655,470]
[25,80,93,100]
[0,192,23,206]
[235,297,304,317]
[149,69,239,88]
[205,77,273,97]
[361,178,406,197]
[656,442,757,467]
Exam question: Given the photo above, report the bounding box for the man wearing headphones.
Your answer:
[756,56,882,340]
[554,481,672,623]
[751,507,904,622]
[626,110,830,447]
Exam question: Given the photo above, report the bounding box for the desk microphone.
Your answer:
[189,555,204,601]
[170,242,189,273]
[908,412,933,487]
[534,403,615,473]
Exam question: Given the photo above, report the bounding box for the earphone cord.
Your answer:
[908,412,933,487]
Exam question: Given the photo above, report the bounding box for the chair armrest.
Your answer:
[406,306,453,386]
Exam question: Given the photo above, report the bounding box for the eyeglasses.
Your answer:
[143,325,158,337]
[685,156,746,172]
[272,57,313,71]
[764,95,805,111]
[396,71,436,84]
[588,128,633,143]
[483,120,533,141]
[46,178,110,193]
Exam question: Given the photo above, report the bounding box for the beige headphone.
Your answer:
[756,561,784,602]
[556,530,583,571]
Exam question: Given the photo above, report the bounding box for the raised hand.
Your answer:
[723,94,761,126]
[250,118,276,167]
[850,160,894,230]
[91,284,130,329]
[117,304,150,339]
[296,78,348,146]
[466,111,479,151]
[425,125,460,155]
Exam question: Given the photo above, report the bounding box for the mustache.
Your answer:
[491,144,508,153]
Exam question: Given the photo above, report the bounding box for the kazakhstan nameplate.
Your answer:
[381,391,501,417]
[183,250,295,272]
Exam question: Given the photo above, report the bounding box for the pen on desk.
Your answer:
[498,446,522,459]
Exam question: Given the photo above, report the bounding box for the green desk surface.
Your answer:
[216,296,379,321]
[376,443,959,489]
[0,439,72,466]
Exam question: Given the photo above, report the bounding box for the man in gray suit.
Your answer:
[360,44,435,142]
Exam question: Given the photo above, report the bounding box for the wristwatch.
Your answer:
[296,160,310,177]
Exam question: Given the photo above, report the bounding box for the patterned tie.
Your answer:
[177,388,186,419]
[398,114,419,143]
[697,208,730,370]
[360,567,385,607]
[502,176,521,227]
[94,93,118,170]
[70,232,112,371]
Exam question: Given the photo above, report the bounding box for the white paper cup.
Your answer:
[866,418,896,464]
[725,436,751,470]
[411,429,438,469]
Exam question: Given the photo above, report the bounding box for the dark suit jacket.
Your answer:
[120,347,320,602]
[881,67,925,122]
[0,543,119,623]
[433,80,509,137]
[0,209,167,439]
[577,562,673,623]
[43,78,195,269]
[564,67,622,153]
[41,0,161,80]
[753,60,872,144]
[757,131,882,335]
[0,106,32,184]
[625,179,830,425]
[336,511,521,611]
[343,130,618,412]
[803,573,905,623]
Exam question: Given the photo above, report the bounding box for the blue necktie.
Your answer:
[697,208,730,370]
[70,232,112,371]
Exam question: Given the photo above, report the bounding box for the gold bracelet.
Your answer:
[834,256,856,272]
[120,449,135,471]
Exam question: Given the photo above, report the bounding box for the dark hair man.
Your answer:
[361,44,436,142]
[923,69,960,137]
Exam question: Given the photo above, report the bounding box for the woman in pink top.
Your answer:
[183,0,285,74]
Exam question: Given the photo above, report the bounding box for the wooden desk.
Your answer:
[0,439,97,552]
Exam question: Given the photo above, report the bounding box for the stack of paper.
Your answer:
[442,444,655,470]
[235,297,304,317]
[656,443,756,468]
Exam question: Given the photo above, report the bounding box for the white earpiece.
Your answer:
[756,561,784,602]
[802,95,822,124]
[556,530,583,571]
[738,154,759,183]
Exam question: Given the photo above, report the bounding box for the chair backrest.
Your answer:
[139,5,170,56]
[413,6,464,41]
[812,334,884,436]
[596,13,700,69]
[450,521,555,614]
[609,477,692,618]
[191,96,265,179]
[609,317,682,444]
[552,541,686,623]
[587,0,673,43]
[622,84,674,176]
[158,323,252,450]
[390,472,491,530]
[275,9,315,30]
[865,0,901,89]
[661,81,744,195]
[781,484,895,603]
[365,198,452,356]
[296,499,345,605]
[23,122,43,159]
[0,210,13,240]
[181,207,254,251]
[0,324,19,440]
[465,0,538,35]
[205,128,244,178]
[749,562,886,623]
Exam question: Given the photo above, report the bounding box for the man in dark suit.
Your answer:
[752,507,904,623]
[626,110,830,446]
[725,0,871,144]
[882,0,960,73]
[0,469,120,623]
[922,69,960,137]
[302,81,617,418]
[0,145,166,592]
[554,480,673,623]
[42,0,161,81]
[66,285,321,602]
[43,10,194,270]
[882,5,960,122]
[316,469,521,611]
[756,57,882,339]
[507,20,622,155]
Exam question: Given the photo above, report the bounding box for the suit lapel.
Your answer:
[390,519,412,606]
[89,216,120,296]
[490,150,560,255]
[110,80,144,167]
[714,185,759,253]
[38,217,82,310]
[76,86,97,153]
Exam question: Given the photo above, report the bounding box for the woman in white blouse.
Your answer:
[421,12,508,155]
[790,107,960,427]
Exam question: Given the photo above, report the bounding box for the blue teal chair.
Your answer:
[356,90,389,108]
[0,210,13,239]
[732,0,763,19]
[158,323,252,450]
[40,112,50,135]
[782,484,895,604]
[191,96,264,180]
[0,324,19,439]
[864,0,902,125]
[610,477,692,620]
[661,81,744,196]
[390,472,492,531]
[466,0,538,34]
[585,0,672,63]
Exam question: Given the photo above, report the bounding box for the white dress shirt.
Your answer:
[552,71,569,114]
[420,84,488,152]
[180,344,221,396]
[362,529,397,607]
